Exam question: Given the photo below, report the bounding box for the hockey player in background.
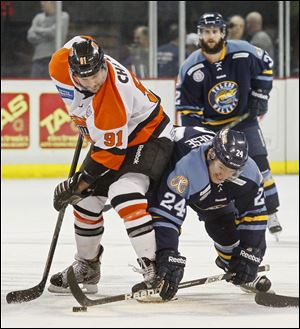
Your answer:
[47,36,174,294]
[149,127,272,301]
[176,12,282,237]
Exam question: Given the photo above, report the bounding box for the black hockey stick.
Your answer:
[255,292,299,308]
[67,264,270,307]
[103,204,113,212]
[6,134,84,304]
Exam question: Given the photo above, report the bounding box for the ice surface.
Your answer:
[1,176,299,328]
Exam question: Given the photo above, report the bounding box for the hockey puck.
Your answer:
[72,306,87,312]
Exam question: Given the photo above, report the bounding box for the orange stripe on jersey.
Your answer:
[49,48,73,86]
[79,35,94,41]
[73,210,103,225]
[91,149,125,170]
[128,105,165,147]
[118,203,149,221]
[92,61,127,130]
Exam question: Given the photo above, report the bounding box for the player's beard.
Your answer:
[201,38,224,54]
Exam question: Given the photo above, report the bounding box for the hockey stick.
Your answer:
[6,134,84,304]
[224,113,250,129]
[67,264,270,307]
[255,292,299,308]
[103,204,113,212]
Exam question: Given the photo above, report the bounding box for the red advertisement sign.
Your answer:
[40,93,87,148]
[1,93,30,149]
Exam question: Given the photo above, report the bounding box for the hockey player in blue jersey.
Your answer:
[176,12,282,236]
[149,127,272,301]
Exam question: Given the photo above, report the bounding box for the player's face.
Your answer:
[75,63,108,94]
[208,158,238,184]
[199,27,224,54]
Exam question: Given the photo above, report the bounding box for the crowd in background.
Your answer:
[1,1,298,78]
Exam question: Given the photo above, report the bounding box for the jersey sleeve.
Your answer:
[176,54,206,121]
[234,179,268,250]
[248,45,273,92]
[149,163,189,252]
[49,47,75,107]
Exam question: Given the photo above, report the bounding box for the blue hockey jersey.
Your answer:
[149,126,268,253]
[176,40,273,127]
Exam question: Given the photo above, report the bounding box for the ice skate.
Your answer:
[131,258,163,302]
[48,245,103,294]
[131,257,158,292]
[215,257,272,294]
[240,275,272,293]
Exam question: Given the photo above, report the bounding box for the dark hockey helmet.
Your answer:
[197,12,227,38]
[211,128,248,170]
[68,37,104,77]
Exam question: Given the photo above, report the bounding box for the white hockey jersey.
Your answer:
[49,36,172,172]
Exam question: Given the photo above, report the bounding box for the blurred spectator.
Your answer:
[157,23,179,78]
[123,26,149,78]
[245,11,274,59]
[186,33,199,57]
[227,15,245,40]
[27,1,69,78]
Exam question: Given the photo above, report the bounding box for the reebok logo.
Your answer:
[240,250,261,263]
[168,256,186,265]
[251,90,268,100]
[133,145,144,164]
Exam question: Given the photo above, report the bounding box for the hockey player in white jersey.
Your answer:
[47,36,174,294]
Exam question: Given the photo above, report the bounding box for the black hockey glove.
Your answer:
[53,172,94,211]
[248,89,270,118]
[227,246,262,285]
[156,249,186,301]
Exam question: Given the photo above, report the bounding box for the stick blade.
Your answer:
[255,292,299,308]
[67,266,93,306]
[6,283,45,304]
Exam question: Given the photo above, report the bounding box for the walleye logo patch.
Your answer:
[170,176,189,194]
[208,81,239,114]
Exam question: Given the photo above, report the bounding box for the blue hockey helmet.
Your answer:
[69,37,104,78]
[211,128,248,170]
[197,12,227,38]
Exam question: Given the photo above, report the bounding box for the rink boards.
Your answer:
[1,78,299,177]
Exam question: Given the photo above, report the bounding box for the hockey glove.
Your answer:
[53,172,94,211]
[227,246,262,285]
[156,249,186,300]
[248,89,270,118]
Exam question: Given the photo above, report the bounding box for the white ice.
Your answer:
[1,175,299,328]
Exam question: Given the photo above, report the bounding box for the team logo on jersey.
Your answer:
[208,81,239,114]
[70,115,94,143]
[193,69,204,82]
[170,176,189,194]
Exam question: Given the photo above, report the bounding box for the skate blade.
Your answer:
[48,283,98,294]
